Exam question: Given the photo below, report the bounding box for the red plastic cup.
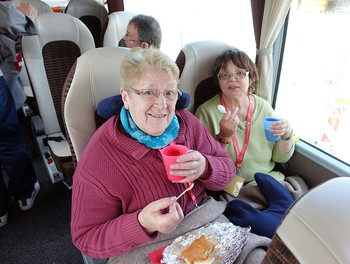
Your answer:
[160,145,188,181]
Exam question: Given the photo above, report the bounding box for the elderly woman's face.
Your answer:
[121,68,178,136]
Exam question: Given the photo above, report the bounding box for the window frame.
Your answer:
[272,8,350,175]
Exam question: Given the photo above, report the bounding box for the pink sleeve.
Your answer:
[70,173,157,258]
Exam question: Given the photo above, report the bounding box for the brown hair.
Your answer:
[213,49,259,94]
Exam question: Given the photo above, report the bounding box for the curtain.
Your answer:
[250,0,265,61]
[107,0,124,13]
[255,0,292,103]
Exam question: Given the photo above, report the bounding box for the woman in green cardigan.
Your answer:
[195,49,294,195]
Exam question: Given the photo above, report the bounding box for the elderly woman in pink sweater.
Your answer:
[70,47,236,262]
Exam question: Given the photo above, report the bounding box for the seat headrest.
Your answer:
[64,47,130,161]
[273,177,350,263]
[65,0,108,27]
[177,40,235,113]
[103,11,138,47]
[22,12,95,135]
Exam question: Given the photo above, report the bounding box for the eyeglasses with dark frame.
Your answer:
[129,88,182,102]
[217,71,250,80]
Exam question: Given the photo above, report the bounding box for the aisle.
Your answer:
[0,112,82,264]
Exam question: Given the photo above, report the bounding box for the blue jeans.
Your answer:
[0,75,36,216]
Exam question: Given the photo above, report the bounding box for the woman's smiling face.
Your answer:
[121,68,178,136]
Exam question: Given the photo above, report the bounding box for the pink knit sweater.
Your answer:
[71,110,235,258]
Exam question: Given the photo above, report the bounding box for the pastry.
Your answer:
[181,235,215,264]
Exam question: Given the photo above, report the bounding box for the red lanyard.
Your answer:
[162,141,197,207]
[220,96,253,172]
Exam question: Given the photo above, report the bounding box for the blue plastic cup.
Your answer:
[263,117,282,142]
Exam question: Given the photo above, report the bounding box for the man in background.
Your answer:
[119,14,162,49]
[97,14,167,119]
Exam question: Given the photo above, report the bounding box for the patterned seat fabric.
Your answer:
[22,12,95,186]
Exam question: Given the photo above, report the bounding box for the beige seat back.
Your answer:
[12,0,53,99]
[176,40,234,113]
[65,0,108,47]
[64,47,130,162]
[22,12,95,184]
[103,11,138,47]
[264,177,350,264]
[22,12,95,136]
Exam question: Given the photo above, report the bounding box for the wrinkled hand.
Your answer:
[138,197,184,235]
[219,106,240,139]
[269,119,292,138]
[169,150,207,183]
[16,2,38,21]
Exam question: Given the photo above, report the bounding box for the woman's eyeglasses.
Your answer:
[217,71,249,80]
[129,88,182,102]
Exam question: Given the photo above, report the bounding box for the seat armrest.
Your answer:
[31,115,45,135]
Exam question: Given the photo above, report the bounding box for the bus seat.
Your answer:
[102,11,138,47]
[62,47,129,263]
[22,12,95,186]
[12,0,53,116]
[65,0,108,47]
[263,176,350,264]
[176,40,234,113]
[63,47,130,168]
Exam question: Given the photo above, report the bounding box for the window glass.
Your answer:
[124,0,256,60]
[41,0,68,7]
[276,0,350,164]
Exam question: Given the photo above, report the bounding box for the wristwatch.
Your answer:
[215,134,230,144]
[280,129,293,141]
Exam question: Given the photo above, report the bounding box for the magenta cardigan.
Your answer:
[70,110,235,258]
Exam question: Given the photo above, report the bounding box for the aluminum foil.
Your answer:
[161,222,250,264]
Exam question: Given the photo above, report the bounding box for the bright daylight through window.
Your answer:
[124,0,256,61]
[276,0,350,165]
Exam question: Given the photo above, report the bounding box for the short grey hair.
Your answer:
[120,47,179,91]
[129,14,162,49]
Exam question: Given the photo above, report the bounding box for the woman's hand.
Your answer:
[218,106,240,140]
[169,150,207,183]
[269,119,292,138]
[138,197,184,235]
[270,119,294,153]
[16,2,38,21]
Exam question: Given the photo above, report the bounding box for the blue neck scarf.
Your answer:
[120,106,179,149]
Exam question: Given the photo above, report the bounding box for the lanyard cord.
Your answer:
[161,141,197,207]
[220,96,253,172]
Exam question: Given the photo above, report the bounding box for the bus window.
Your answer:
[124,0,256,60]
[275,0,350,165]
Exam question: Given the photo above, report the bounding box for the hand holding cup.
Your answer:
[161,145,188,181]
[263,116,282,142]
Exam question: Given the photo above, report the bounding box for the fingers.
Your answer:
[152,197,177,212]
[231,106,239,117]
[157,202,184,233]
[270,119,291,136]
[169,150,206,181]
[17,3,38,21]
[223,106,239,121]
[169,201,184,220]
[220,106,239,138]
[138,197,182,234]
